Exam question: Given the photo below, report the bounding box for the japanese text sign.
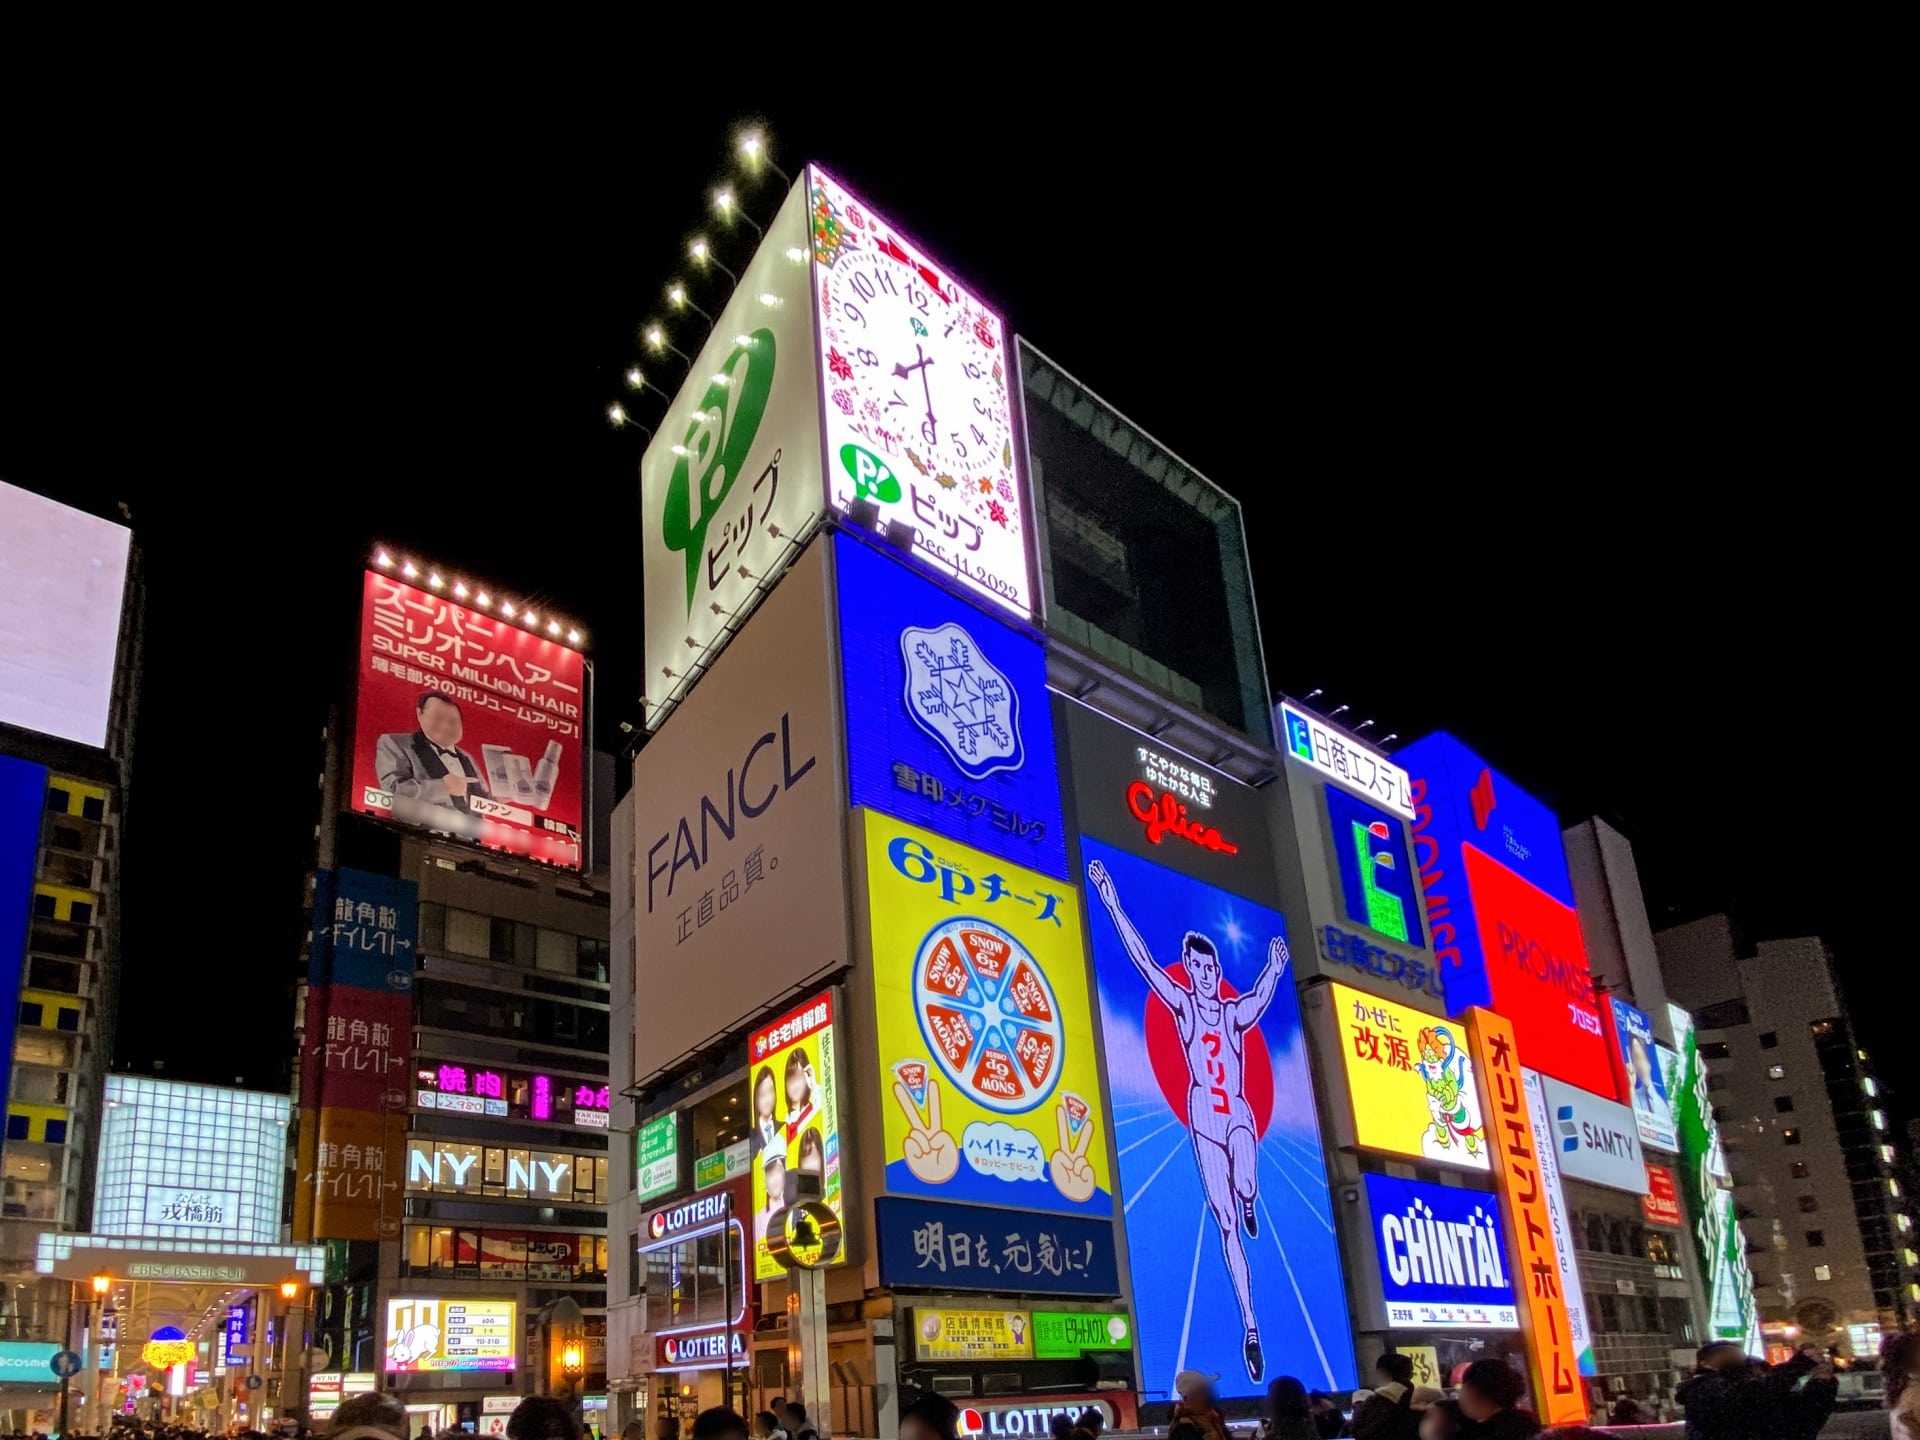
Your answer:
[636,1113,679,1204]
[1317,925,1445,1001]
[748,989,846,1281]
[1538,1074,1648,1194]
[1612,997,1678,1151]
[384,1297,516,1372]
[1642,1164,1683,1228]
[911,1308,1034,1361]
[641,181,824,726]
[1363,1173,1518,1332]
[416,1064,610,1128]
[1398,733,1574,904]
[1328,982,1489,1172]
[1278,701,1413,819]
[352,570,584,867]
[1521,1070,1598,1377]
[874,1196,1118,1296]
[865,811,1109,1218]
[837,532,1063,878]
[811,166,1033,618]
[309,868,418,993]
[1464,1007,1588,1427]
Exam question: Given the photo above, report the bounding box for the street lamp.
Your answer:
[92,1273,112,1298]
[278,1279,307,1428]
[561,1340,585,1379]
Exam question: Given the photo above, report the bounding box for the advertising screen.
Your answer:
[910,1308,1033,1361]
[838,532,1063,878]
[640,180,824,725]
[1522,1071,1597,1377]
[866,811,1109,1218]
[1031,1311,1132,1359]
[632,541,846,1083]
[384,1297,516,1372]
[811,167,1032,618]
[748,990,844,1281]
[1612,997,1678,1151]
[1643,1164,1683,1228]
[1084,837,1353,1395]
[874,1196,1118,1296]
[1667,1005,1762,1352]
[351,568,585,867]
[1399,732,1574,905]
[1326,785,1423,947]
[1327,982,1488,1172]
[0,757,49,1115]
[1538,1074,1649,1194]
[0,482,130,748]
[416,1065,609,1128]
[1363,1174,1517,1331]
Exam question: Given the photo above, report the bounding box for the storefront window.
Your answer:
[402,1225,607,1282]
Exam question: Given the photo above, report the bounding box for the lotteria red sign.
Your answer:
[1642,1164,1683,1228]
[1459,843,1613,1095]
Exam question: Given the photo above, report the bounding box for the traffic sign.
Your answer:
[50,1350,82,1378]
[246,1374,263,1391]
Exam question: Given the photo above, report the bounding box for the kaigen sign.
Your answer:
[874,1196,1117,1297]
[1364,1174,1517,1331]
[748,990,845,1281]
[1277,701,1413,820]
[812,166,1032,617]
[838,532,1063,877]
[1539,1074,1649,1194]
[1326,786,1423,948]
[1084,838,1353,1396]
[865,812,1109,1218]
[351,569,584,867]
[1327,982,1488,1172]
[1612,997,1678,1151]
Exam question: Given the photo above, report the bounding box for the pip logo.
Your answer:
[1470,767,1497,831]
[1556,1103,1579,1154]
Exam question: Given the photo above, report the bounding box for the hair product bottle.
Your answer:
[531,740,563,811]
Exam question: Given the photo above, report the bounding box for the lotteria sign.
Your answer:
[656,1327,746,1369]
[1364,1174,1517,1331]
[647,1192,731,1243]
[959,1400,1119,1437]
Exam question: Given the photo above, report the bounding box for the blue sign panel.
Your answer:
[1399,732,1574,907]
[1364,1173,1518,1331]
[875,1196,1118,1296]
[1081,837,1354,1396]
[0,756,50,1119]
[836,531,1065,879]
[309,867,418,992]
[1326,786,1424,948]
[225,1303,250,1353]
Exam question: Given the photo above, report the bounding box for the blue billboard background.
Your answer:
[1399,732,1574,907]
[836,532,1065,878]
[1081,836,1353,1396]
[0,756,50,1116]
[875,1196,1118,1296]
[1326,786,1423,948]
[1364,1173,1517,1326]
[309,867,419,992]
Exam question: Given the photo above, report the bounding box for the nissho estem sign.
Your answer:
[637,1113,679,1204]
[1667,1005,1762,1353]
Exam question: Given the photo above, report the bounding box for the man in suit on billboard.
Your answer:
[377,692,488,812]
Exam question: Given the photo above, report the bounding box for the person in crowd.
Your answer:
[1166,1421,1208,1440]
[1415,1399,1463,1440]
[653,1419,679,1440]
[899,1394,960,1440]
[750,1415,784,1440]
[1263,1376,1319,1440]
[1048,1417,1072,1440]
[326,1392,411,1440]
[1171,1370,1230,1440]
[689,1412,747,1440]
[1304,1393,1342,1439]
[1674,1339,1831,1440]
[1074,1411,1103,1438]
[1348,1353,1418,1440]
[1887,1330,1920,1440]
[1604,1396,1649,1427]
[418,1424,435,1440]
[1454,1358,1538,1439]
[506,1400,581,1440]
[776,1404,817,1440]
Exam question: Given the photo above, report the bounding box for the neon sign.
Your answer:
[1125,781,1238,855]
[416,1065,610,1127]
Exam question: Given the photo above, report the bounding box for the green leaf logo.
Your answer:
[839,442,901,504]
[661,328,777,615]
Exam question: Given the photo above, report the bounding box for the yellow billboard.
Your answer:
[1328,981,1489,1171]
[911,1308,1034,1361]
[864,811,1111,1216]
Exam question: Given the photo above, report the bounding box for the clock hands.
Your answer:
[893,343,937,446]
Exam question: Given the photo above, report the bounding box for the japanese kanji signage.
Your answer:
[838,532,1065,879]
[1327,981,1489,1172]
[142,1188,240,1228]
[911,1308,1033,1361]
[415,1063,610,1128]
[303,1107,404,1243]
[874,1196,1118,1296]
[748,990,845,1281]
[632,539,846,1085]
[1464,1007,1588,1427]
[352,568,586,868]
[1277,701,1414,819]
[864,810,1111,1219]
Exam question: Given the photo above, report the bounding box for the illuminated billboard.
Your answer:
[1667,1005,1761,1352]
[93,1077,289,1245]
[748,990,845,1281]
[1400,733,1612,1096]
[1326,982,1488,1172]
[1084,838,1353,1395]
[1277,701,1413,820]
[1521,1070,1597,1378]
[811,167,1032,617]
[1325,785,1423,947]
[866,812,1108,1219]
[1538,1074,1648,1194]
[351,568,585,868]
[384,1297,516,1372]
[640,181,824,726]
[838,532,1063,877]
[0,481,130,748]
[1612,997,1678,1151]
[0,757,48,1116]
[1364,1174,1517,1331]
[416,1064,609,1128]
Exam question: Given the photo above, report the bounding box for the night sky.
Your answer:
[3,98,1893,1116]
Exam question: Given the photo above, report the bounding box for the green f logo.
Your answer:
[661,328,777,615]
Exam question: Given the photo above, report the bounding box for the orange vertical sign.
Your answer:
[1464,1007,1588,1426]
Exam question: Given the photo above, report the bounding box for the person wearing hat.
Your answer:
[1171,1371,1229,1440]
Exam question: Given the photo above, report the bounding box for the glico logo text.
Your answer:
[1125,782,1237,856]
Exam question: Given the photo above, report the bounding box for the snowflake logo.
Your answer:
[900,621,1024,780]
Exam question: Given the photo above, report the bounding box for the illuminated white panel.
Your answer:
[93,1075,289,1245]
[0,482,130,747]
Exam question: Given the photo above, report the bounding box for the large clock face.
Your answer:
[809,168,1032,617]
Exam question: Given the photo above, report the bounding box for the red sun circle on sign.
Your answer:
[1143,965,1275,1138]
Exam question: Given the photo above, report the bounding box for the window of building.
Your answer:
[1607,1221,1627,1255]
[1702,1041,1732,1061]
[1594,1292,1619,1333]
[1775,1096,1795,1113]
[1799,1195,1819,1213]
[1792,1161,1811,1179]
[1768,1064,1786,1080]
[1783,1128,1802,1146]
[1712,1105,1732,1123]
[1814,1264,1832,1281]
[1810,1021,1835,1039]
[629,1232,641,1299]
[17,1003,42,1029]
[1585,1215,1604,1253]
[489,917,518,963]
[4,1115,28,1142]
[1759,1031,1779,1049]
[1707,1073,1731,1092]
[418,901,446,951]
[577,936,609,983]
[1806,1230,1826,1248]
[445,907,490,957]
[535,928,575,975]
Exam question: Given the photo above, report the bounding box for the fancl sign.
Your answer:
[1365,1173,1518,1331]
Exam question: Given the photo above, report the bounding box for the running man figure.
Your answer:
[1087,858,1288,1384]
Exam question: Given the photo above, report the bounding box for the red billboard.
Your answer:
[352,570,585,867]
[1460,842,1613,1095]
[1642,1164,1683,1228]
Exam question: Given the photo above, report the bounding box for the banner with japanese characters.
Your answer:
[351,568,586,868]
[747,990,845,1281]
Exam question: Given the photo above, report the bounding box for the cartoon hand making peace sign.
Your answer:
[1050,1099,1097,1202]
[894,1075,960,1184]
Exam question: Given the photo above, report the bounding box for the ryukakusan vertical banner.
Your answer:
[632,540,847,1084]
